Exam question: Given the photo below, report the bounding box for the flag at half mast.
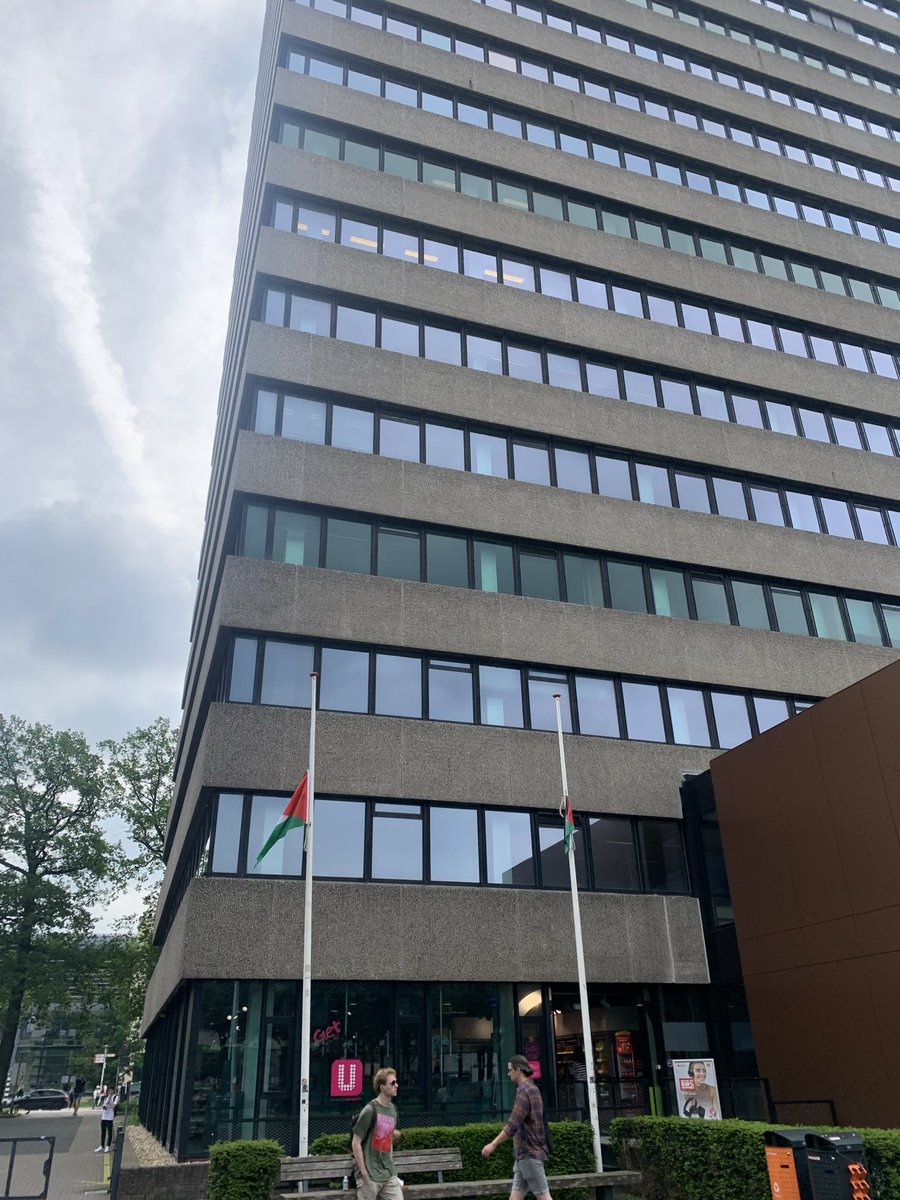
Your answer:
[563,795,575,855]
[255,772,309,866]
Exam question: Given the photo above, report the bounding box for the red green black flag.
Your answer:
[563,796,575,855]
[255,772,309,866]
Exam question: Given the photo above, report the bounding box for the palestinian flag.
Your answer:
[563,796,575,855]
[255,772,309,866]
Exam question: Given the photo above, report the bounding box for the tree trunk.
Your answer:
[0,968,29,1100]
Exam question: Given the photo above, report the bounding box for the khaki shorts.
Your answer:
[357,1175,404,1200]
[512,1156,549,1197]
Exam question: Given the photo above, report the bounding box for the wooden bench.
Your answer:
[277,1149,640,1200]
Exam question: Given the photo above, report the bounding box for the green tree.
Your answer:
[101,716,178,885]
[0,714,117,1097]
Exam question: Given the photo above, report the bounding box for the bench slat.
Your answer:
[281,1148,462,1183]
[277,1168,640,1198]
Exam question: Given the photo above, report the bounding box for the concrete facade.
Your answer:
[144,0,900,1158]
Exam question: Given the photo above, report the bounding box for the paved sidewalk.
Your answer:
[0,1107,122,1198]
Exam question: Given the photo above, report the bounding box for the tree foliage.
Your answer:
[0,713,118,1095]
[101,716,177,884]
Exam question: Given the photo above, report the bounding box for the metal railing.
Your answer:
[0,1138,54,1200]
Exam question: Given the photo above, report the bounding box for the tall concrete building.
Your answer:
[141,0,900,1158]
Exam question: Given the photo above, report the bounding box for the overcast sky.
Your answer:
[0,1,265,751]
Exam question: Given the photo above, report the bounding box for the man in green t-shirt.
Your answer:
[351,1067,402,1200]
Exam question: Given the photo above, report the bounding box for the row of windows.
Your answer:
[238,499,900,648]
[468,0,900,97]
[749,0,900,55]
[274,155,900,317]
[226,634,816,748]
[287,20,900,190]
[282,117,900,276]
[210,789,690,893]
[271,186,900,378]
[252,379,900,507]
[259,286,900,548]
[293,0,900,124]
[854,0,900,23]
[281,92,900,267]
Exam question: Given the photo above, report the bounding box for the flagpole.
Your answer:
[553,695,604,1173]
[299,672,318,1157]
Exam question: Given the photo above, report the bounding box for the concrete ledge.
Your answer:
[116,1161,208,1199]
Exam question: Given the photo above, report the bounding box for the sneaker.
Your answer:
[94,1146,104,1152]
[104,1147,110,1153]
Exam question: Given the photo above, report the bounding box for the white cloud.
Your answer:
[0,1,262,741]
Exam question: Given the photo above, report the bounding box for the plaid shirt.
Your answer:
[503,1080,547,1161]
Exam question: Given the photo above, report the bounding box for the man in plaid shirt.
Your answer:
[481,1055,552,1200]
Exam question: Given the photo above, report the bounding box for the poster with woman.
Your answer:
[673,1059,721,1119]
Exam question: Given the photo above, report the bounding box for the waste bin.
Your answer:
[764,1129,817,1200]
[804,1132,870,1200]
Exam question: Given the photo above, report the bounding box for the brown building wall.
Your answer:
[710,660,900,1130]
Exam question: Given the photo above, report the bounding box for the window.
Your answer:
[320,646,369,712]
[650,569,689,619]
[314,799,365,877]
[538,819,588,887]
[326,518,370,573]
[564,555,603,607]
[380,417,420,461]
[576,676,619,736]
[485,810,534,885]
[331,406,373,452]
[431,807,479,881]
[608,561,647,613]
[622,681,665,742]
[640,821,688,892]
[282,394,326,442]
[528,671,571,731]
[429,660,474,723]
[260,641,314,707]
[668,687,710,745]
[474,541,515,593]
[229,637,257,702]
[427,533,469,588]
[520,552,560,600]
[211,794,243,874]
[590,817,640,892]
[479,665,524,727]
[377,527,420,581]
[273,510,319,565]
[375,653,422,717]
[711,691,751,748]
[248,794,303,876]
[372,803,423,879]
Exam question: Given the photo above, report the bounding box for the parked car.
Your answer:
[17,1089,69,1111]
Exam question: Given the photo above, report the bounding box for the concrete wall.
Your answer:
[144,875,708,1032]
[116,1162,208,1200]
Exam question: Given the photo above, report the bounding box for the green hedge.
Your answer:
[207,1138,282,1200]
[312,1119,594,1182]
[612,1116,900,1200]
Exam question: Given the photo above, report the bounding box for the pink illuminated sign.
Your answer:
[331,1058,364,1098]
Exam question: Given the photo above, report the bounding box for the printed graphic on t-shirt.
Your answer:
[372,1111,395,1152]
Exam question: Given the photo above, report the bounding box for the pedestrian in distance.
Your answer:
[71,1075,86,1115]
[481,1056,553,1200]
[95,1090,118,1153]
[351,1067,402,1200]
[93,1085,101,1108]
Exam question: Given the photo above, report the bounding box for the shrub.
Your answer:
[207,1138,282,1200]
[612,1116,900,1200]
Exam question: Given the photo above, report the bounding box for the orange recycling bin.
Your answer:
[764,1130,816,1200]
